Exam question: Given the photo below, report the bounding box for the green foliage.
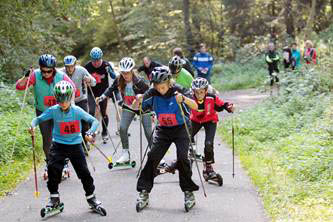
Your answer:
[0,83,43,197]
[218,40,333,221]
[211,57,267,91]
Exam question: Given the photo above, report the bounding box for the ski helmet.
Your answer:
[39,54,56,68]
[151,66,171,84]
[168,55,183,74]
[119,57,135,72]
[192,77,209,91]
[54,80,73,103]
[90,47,103,60]
[64,55,77,66]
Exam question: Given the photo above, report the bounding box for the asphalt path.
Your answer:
[0,88,270,222]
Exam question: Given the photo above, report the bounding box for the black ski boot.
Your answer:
[155,161,176,177]
[136,190,149,212]
[184,191,195,212]
[40,194,64,218]
[87,195,107,216]
[203,163,223,186]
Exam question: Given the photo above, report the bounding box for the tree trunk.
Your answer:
[284,0,295,39]
[218,0,225,58]
[109,0,127,55]
[305,0,317,37]
[191,1,201,43]
[270,0,277,43]
[183,0,195,58]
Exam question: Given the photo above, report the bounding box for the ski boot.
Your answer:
[184,191,195,212]
[189,148,203,162]
[61,160,70,181]
[87,195,107,216]
[136,190,149,212]
[155,160,176,177]
[40,194,64,218]
[203,163,223,186]
[112,149,136,169]
[102,134,108,144]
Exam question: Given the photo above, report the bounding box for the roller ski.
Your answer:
[154,161,176,177]
[136,190,149,212]
[203,163,223,186]
[184,191,195,212]
[40,195,64,218]
[110,150,136,169]
[87,195,107,216]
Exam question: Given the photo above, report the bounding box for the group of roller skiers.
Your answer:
[16,44,234,217]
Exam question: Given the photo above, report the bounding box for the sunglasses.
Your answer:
[41,69,53,74]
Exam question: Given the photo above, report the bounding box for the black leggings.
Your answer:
[88,93,108,136]
[36,109,53,162]
[267,62,279,86]
[137,125,199,193]
[191,121,217,163]
[47,142,95,196]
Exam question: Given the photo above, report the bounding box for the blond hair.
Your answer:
[305,40,313,48]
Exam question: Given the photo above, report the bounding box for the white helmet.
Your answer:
[119,57,135,72]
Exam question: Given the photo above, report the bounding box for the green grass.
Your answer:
[218,89,333,221]
[0,84,43,198]
[211,57,267,91]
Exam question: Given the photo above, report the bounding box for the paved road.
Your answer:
[0,89,269,222]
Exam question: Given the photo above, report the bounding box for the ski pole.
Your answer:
[139,104,143,165]
[178,102,207,197]
[11,69,32,159]
[89,142,113,170]
[136,127,155,178]
[232,117,235,178]
[87,85,117,152]
[82,140,96,172]
[31,134,40,198]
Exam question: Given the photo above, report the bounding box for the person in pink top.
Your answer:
[303,40,317,65]
[16,54,77,180]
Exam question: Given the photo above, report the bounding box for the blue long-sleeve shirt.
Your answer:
[291,49,301,68]
[31,105,99,145]
[192,52,214,76]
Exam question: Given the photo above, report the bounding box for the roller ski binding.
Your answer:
[184,191,195,212]
[136,190,149,212]
[40,195,64,218]
[203,164,223,186]
[155,161,176,177]
[102,134,108,144]
[111,150,136,169]
[86,195,106,216]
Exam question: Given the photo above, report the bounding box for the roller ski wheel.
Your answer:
[41,197,64,218]
[136,191,149,213]
[87,195,107,216]
[113,160,136,168]
[108,162,113,169]
[184,191,195,212]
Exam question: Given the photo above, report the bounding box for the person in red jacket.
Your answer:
[303,40,317,65]
[190,77,234,182]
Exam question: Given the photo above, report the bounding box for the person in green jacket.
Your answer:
[265,42,280,86]
[168,55,193,89]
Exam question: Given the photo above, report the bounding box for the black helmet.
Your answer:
[168,56,183,74]
[39,54,56,68]
[151,66,171,84]
[192,77,209,90]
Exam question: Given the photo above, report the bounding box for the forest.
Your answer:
[0,1,332,222]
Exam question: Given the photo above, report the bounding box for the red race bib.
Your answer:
[92,73,101,83]
[124,96,136,107]
[158,114,178,127]
[60,120,80,135]
[44,96,57,107]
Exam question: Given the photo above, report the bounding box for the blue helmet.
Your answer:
[39,54,56,68]
[64,55,77,66]
[90,47,103,60]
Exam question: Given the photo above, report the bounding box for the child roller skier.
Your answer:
[190,77,234,185]
[135,66,199,212]
[28,80,106,217]
[96,57,152,165]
